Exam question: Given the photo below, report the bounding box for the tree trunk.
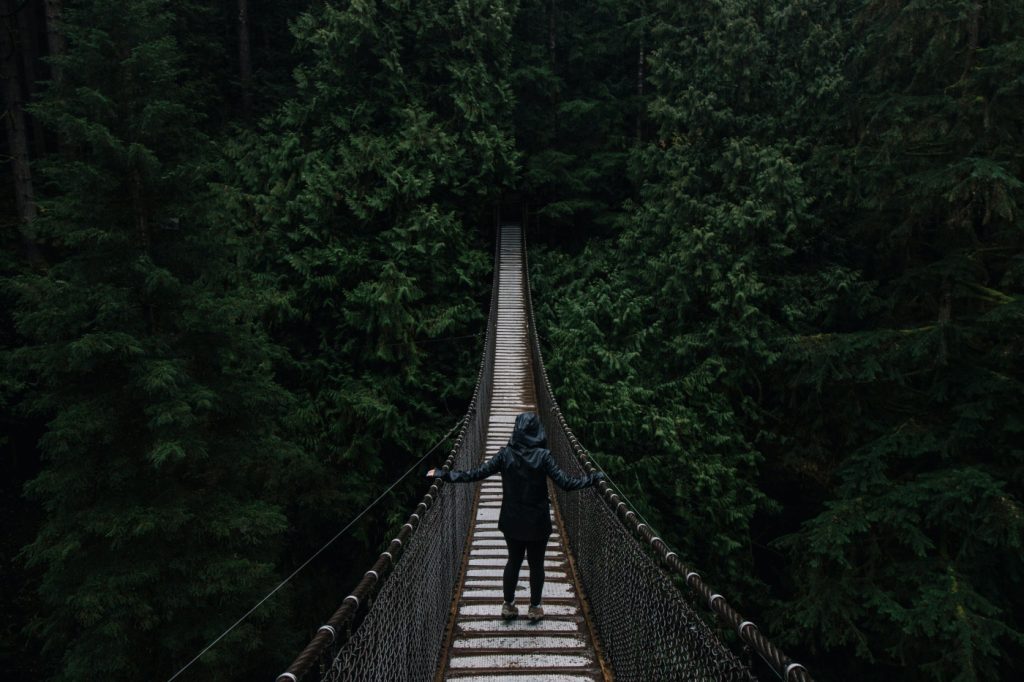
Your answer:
[130,167,157,333]
[962,3,980,79]
[130,168,150,252]
[15,0,47,158]
[2,0,41,262]
[547,0,556,66]
[547,0,559,103]
[937,279,952,366]
[43,0,64,85]
[237,0,252,117]
[636,31,645,144]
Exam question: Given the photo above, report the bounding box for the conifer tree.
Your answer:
[511,0,643,237]
[534,0,851,590]
[531,1,1024,679]
[6,1,307,677]
[229,0,519,608]
[774,2,1024,678]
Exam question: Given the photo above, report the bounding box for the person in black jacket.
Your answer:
[427,412,604,621]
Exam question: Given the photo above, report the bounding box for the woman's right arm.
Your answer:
[428,449,505,483]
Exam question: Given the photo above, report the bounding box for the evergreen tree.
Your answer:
[511,0,644,238]
[534,0,851,595]
[532,1,1024,679]
[229,0,519,623]
[774,2,1024,679]
[6,1,307,678]
[0,0,1018,678]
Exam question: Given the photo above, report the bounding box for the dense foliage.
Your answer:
[528,1,1023,680]
[3,1,312,678]
[1,0,1021,680]
[227,0,515,650]
[2,0,511,679]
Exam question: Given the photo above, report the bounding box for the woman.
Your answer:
[427,412,604,621]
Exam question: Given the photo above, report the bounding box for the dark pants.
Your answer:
[503,536,547,606]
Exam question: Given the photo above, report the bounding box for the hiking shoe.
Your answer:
[528,605,544,622]
[501,602,518,620]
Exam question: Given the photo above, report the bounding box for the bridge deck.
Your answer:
[439,225,605,681]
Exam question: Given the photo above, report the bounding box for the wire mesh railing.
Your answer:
[520,226,813,682]
[274,225,500,682]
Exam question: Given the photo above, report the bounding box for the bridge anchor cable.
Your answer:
[165,415,466,682]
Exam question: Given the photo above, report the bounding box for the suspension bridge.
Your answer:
[274,223,812,682]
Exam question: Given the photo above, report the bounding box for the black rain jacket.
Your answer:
[440,412,601,541]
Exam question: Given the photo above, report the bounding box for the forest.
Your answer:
[1,1,1021,680]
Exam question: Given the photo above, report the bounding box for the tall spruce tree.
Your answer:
[773,2,1024,679]
[229,0,519,621]
[6,1,307,678]
[531,1,1024,679]
[533,0,852,594]
[511,0,643,238]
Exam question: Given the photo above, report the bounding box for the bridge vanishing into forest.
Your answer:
[274,224,812,682]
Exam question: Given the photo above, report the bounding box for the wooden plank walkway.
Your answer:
[440,225,606,681]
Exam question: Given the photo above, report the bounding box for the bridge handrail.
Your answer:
[519,224,813,682]
[275,221,502,682]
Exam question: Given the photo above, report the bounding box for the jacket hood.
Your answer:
[509,412,546,451]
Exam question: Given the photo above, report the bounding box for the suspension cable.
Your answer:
[577,448,658,529]
[166,414,467,682]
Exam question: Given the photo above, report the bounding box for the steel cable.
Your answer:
[166,416,466,682]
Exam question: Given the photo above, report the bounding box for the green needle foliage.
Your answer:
[1,0,1021,680]
[230,0,517,486]
[5,0,307,678]
[773,2,1024,679]
[511,0,644,236]
[530,1,1023,680]
[226,0,519,650]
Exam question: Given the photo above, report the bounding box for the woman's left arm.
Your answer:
[543,451,605,491]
